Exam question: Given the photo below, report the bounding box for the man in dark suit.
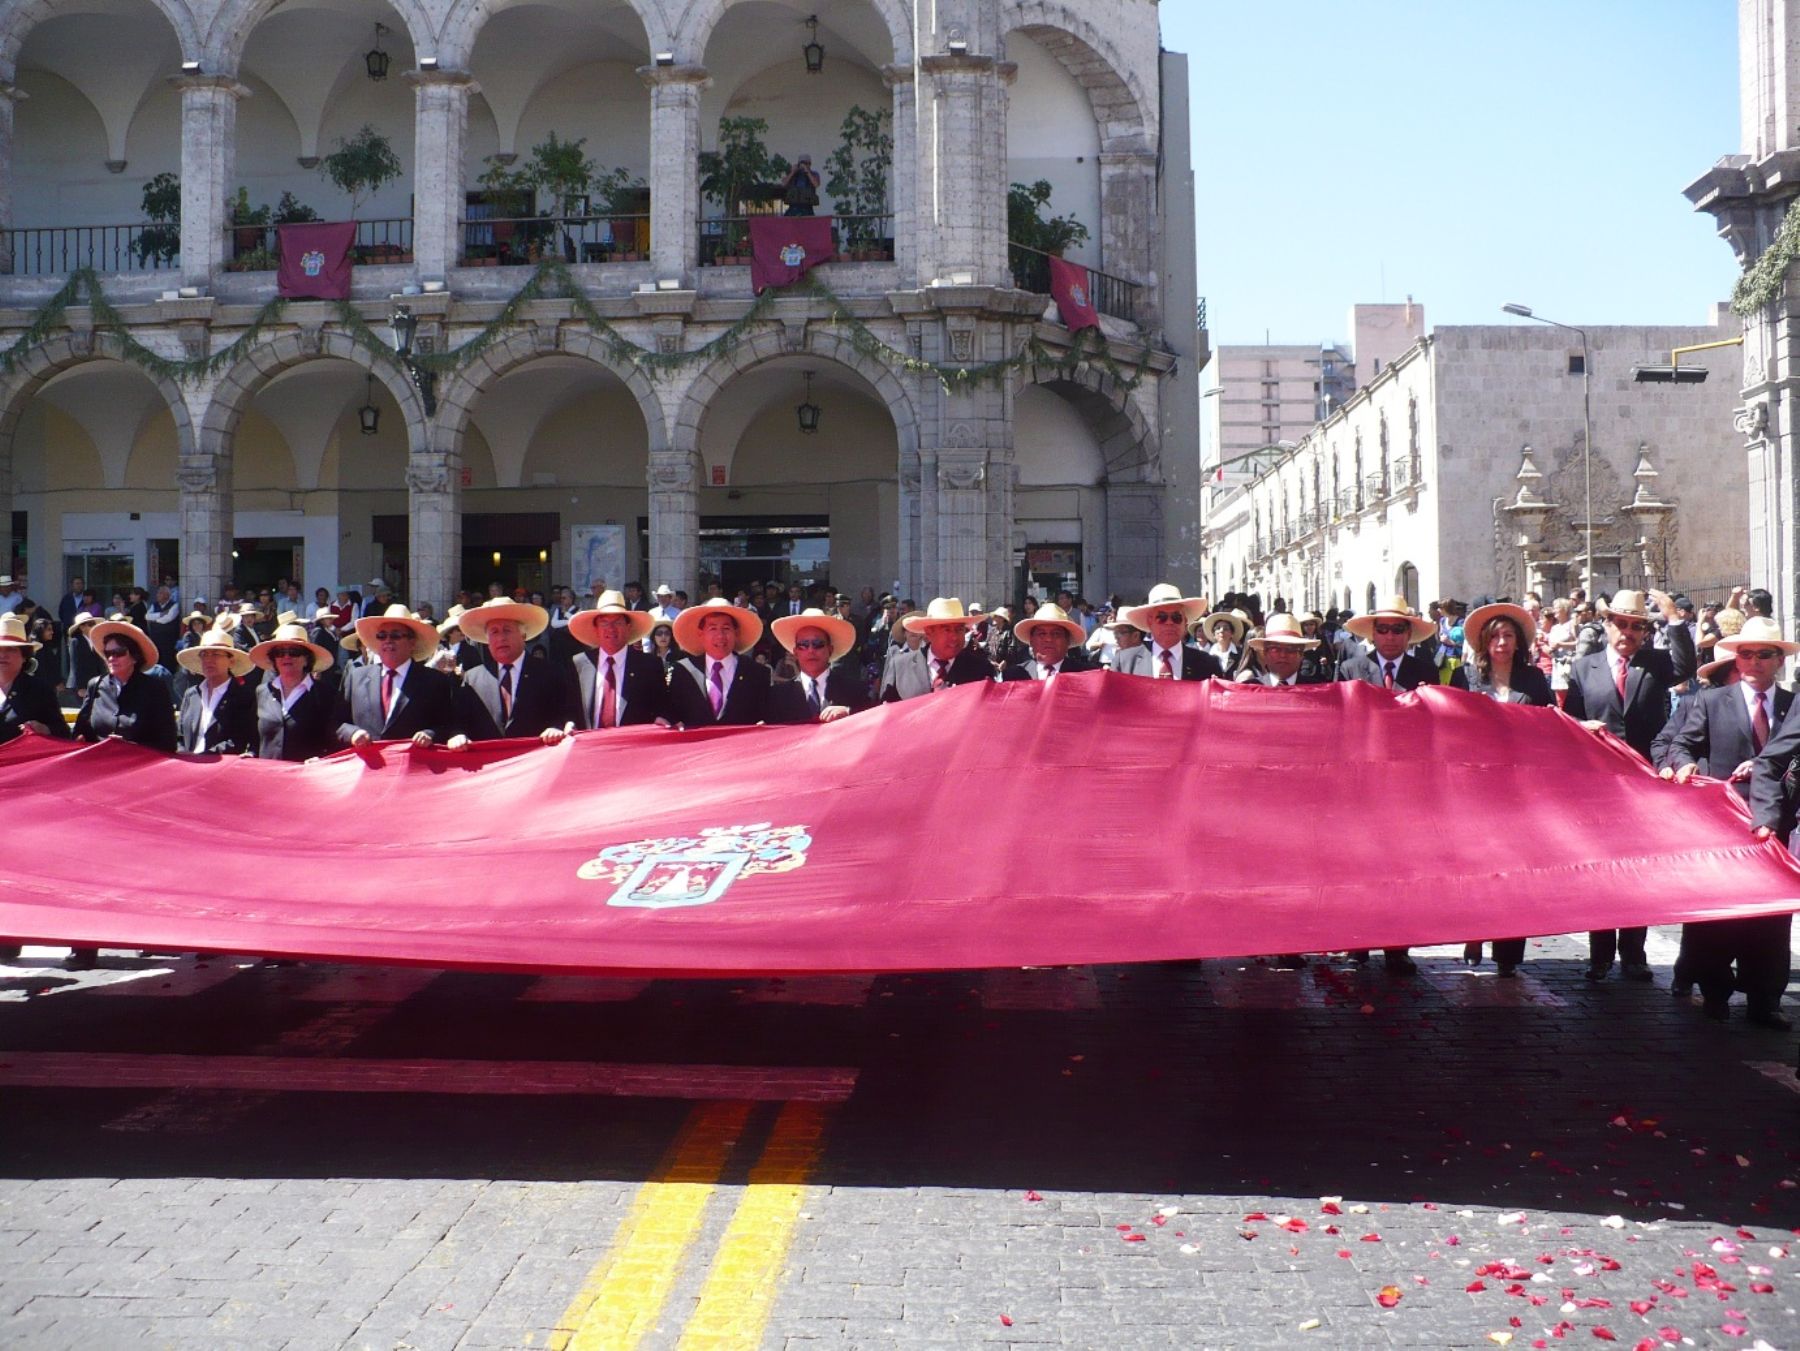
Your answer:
[334,605,459,748]
[568,590,670,730]
[768,608,874,723]
[1564,587,1696,981]
[881,598,991,700]
[668,599,772,727]
[1665,619,1797,1027]
[1336,597,1440,691]
[447,599,574,745]
[1232,613,1332,687]
[57,576,85,632]
[1113,583,1223,681]
[174,629,258,755]
[999,602,1093,682]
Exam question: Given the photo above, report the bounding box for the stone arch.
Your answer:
[671,328,918,461]
[1001,1,1151,154]
[208,0,437,71]
[679,0,912,69]
[434,327,668,465]
[438,0,669,69]
[0,334,197,490]
[0,0,201,77]
[1012,359,1156,484]
[200,332,431,462]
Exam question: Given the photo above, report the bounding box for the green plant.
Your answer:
[594,166,648,216]
[230,187,271,228]
[134,172,181,267]
[273,192,320,225]
[321,125,403,219]
[1008,179,1090,256]
[824,104,892,246]
[223,245,278,272]
[698,116,790,218]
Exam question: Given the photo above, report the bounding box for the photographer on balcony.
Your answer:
[782,156,821,217]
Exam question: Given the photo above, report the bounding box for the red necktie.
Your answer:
[1614,660,1629,705]
[932,660,947,691]
[499,664,514,723]
[381,667,395,719]
[600,656,617,729]
[709,662,725,716]
[1158,651,1174,680]
[1382,661,1395,691]
[1753,693,1771,751]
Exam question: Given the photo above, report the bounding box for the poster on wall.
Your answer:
[570,525,628,598]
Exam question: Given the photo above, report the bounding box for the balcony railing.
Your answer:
[226,218,415,271]
[0,223,180,277]
[460,214,649,267]
[1008,243,1141,324]
[697,214,894,266]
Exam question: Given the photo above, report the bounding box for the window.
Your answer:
[1567,354,1585,376]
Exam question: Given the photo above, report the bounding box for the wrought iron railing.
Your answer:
[697,213,894,265]
[1008,242,1140,324]
[225,218,415,270]
[1364,469,1390,502]
[459,214,649,266]
[0,223,180,276]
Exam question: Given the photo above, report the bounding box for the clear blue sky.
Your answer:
[1162,2,1742,348]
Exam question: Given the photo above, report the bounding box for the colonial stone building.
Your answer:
[0,0,1198,611]
[1201,319,1749,612]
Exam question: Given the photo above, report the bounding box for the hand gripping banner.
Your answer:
[2,677,1796,975]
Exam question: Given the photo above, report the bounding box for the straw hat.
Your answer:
[88,617,159,668]
[1198,609,1247,644]
[182,608,211,626]
[1246,614,1320,652]
[1345,596,1436,644]
[772,607,857,661]
[436,604,467,636]
[249,622,335,673]
[672,597,764,654]
[1599,590,1660,623]
[1010,601,1086,647]
[176,627,254,677]
[352,603,439,663]
[1464,601,1537,649]
[569,590,655,647]
[310,604,339,630]
[0,611,40,653]
[213,610,239,634]
[902,597,981,633]
[1715,615,1799,658]
[1697,654,1740,686]
[458,598,549,643]
[1120,583,1208,632]
[339,628,362,654]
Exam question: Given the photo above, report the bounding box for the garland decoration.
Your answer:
[0,259,1156,394]
[1732,197,1800,316]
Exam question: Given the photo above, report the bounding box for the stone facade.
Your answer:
[1202,319,1749,612]
[0,0,1194,611]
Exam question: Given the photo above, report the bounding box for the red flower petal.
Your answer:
[1592,1330,1616,1342]
[1376,1285,1403,1308]
[1121,1232,1147,1243]
[1629,1300,1656,1315]
[999,1315,1013,1327]
[1337,1249,1352,1259]
[1361,1233,1383,1243]
[1023,1190,1043,1203]
[1751,1281,1775,1294]
[1467,1279,1488,1292]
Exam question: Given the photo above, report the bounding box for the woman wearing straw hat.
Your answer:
[174,629,258,756]
[334,604,460,749]
[769,608,872,723]
[1000,602,1090,682]
[0,610,69,747]
[881,598,990,700]
[1198,608,1248,678]
[1337,597,1440,690]
[247,620,338,762]
[668,597,772,727]
[66,610,106,692]
[73,616,176,754]
[1449,602,1552,708]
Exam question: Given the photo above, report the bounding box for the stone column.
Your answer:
[914,53,1011,287]
[640,65,709,284]
[897,448,921,603]
[178,451,232,604]
[648,448,700,595]
[882,65,917,285]
[173,76,248,288]
[0,82,23,274]
[1099,149,1159,329]
[933,450,990,603]
[406,450,461,613]
[409,70,478,283]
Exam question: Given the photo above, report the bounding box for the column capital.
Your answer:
[638,63,711,90]
[1098,150,1158,168]
[0,82,26,106]
[404,68,480,92]
[169,74,251,100]
[879,63,915,88]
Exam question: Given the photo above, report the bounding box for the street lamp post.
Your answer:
[1502,303,1592,596]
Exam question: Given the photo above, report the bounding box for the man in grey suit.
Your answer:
[1112,583,1223,682]
[881,598,991,700]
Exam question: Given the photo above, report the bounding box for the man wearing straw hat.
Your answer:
[566,590,669,731]
[1000,602,1091,682]
[1337,596,1440,691]
[1114,584,1224,682]
[334,604,460,749]
[667,597,772,727]
[1233,613,1329,688]
[175,628,258,756]
[448,597,573,744]
[881,598,990,700]
[769,608,872,723]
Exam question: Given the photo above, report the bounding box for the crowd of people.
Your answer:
[1,567,1796,1038]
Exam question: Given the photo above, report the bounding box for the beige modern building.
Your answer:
[1206,342,1354,468]
[0,0,1199,611]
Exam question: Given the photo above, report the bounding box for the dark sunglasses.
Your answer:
[1372,622,1412,636]
[101,646,133,658]
[792,638,831,651]
[270,647,308,660]
[1150,611,1188,625]
[1736,647,1783,661]
[372,630,413,641]
[1611,619,1653,635]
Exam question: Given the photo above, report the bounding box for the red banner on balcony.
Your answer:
[1049,255,1101,333]
[749,215,835,295]
[1,678,1798,976]
[276,221,356,300]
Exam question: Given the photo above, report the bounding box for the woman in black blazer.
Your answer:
[0,612,70,747]
[248,622,338,762]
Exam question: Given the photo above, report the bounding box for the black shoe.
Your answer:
[0,944,19,962]
[1584,964,1610,982]
[1671,982,1693,999]
[1621,962,1655,983]
[1496,963,1518,979]
[1384,953,1418,976]
[1748,1008,1793,1031]
[1703,997,1731,1022]
[1463,943,1483,966]
[1348,950,1371,966]
[1271,954,1307,970]
[62,948,98,971]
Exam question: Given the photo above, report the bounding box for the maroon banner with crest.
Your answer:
[1048,255,1101,332]
[276,221,356,300]
[2,677,1797,976]
[748,215,835,295]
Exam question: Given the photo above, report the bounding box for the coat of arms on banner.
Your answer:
[1069,281,1088,308]
[780,242,807,267]
[578,822,811,909]
[300,250,327,277]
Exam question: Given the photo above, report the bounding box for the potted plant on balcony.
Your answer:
[594,167,648,261]
[223,245,278,273]
[825,104,892,260]
[133,172,181,269]
[230,187,271,258]
[1007,179,1089,292]
[699,117,788,264]
[273,192,320,225]
[320,125,404,261]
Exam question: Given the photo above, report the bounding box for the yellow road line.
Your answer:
[549,1100,754,1351]
[675,1101,832,1350]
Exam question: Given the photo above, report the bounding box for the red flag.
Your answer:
[1,679,1796,975]
[749,215,835,295]
[1048,255,1101,332]
[276,221,356,300]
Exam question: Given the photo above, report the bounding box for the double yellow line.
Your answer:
[550,1100,831,1350]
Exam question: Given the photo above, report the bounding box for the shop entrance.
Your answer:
[698,516,830,597]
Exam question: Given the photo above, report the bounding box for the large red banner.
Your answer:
[2,677,1795,975]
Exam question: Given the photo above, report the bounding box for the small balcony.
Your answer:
[697,214,895,267]
[225,219,416,271]
[459,214,649,268]
[0,223,181,278]
[1008,243,1141,325]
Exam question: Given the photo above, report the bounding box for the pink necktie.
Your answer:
[709,662,725,717]
[381,668,395,718]
[1753,693,1771,751]
[600,656,617,729]
[1614,660,1628,704]
[1158,651,1173,680]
